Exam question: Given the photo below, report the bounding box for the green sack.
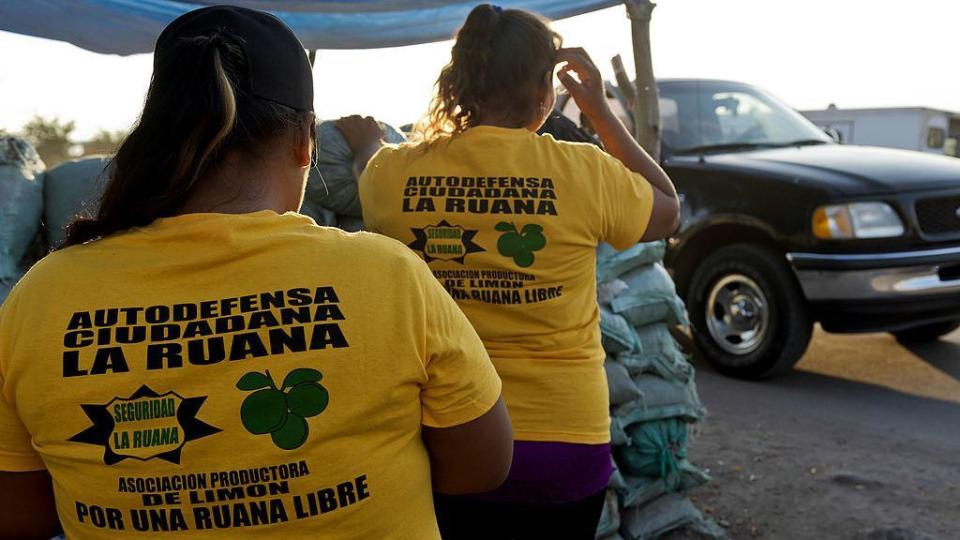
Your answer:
[618,376,705,425]
[614,418,687,481]
[596,490,621,537]
[600,307,638,353]
[596,241,667,283]
[618,324,693,383]
[43,156,111,247]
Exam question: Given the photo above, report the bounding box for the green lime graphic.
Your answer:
[240,389,288,435]
[521,232,546,251]
[514,251,536,268]
[236,369,329,450]
[281,368,322,389]
[237,371,274,391]
[287,382,329,418]
[495,222,546,267]
[271,414,309,450]
[497,232,524,257]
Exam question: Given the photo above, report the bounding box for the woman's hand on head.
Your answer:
[336,115,386,155]
[556,48,610,122]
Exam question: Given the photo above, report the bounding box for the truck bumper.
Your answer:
[787,246,960,333]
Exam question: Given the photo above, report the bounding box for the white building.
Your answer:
[801,105,960,157]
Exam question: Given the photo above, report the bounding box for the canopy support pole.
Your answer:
[625,0,661,160]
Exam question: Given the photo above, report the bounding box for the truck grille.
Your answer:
[916,195,960,236]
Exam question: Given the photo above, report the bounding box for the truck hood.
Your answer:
[702,144,960,195]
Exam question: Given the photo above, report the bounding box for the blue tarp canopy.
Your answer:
[0,1,624,55]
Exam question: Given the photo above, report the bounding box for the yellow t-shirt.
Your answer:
[360,126,654,444]
[0,211,501,539]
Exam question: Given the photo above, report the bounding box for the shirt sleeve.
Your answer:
[590,145,656,250]
[0,294,45,472]
[408,256,502,429]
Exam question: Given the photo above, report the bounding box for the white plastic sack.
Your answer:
[618,324,693,383]
[621,263,676,296]
[616,375,704,424]
[0,137,44,284]
[596,241,667,283]
[597,242,618,260]
[601,307,638,353]
[605,360,643,406]
[0,281,12,305]
[300,201,337,227]
[43,156,110,247]
[597,278,628,306]
[611,263,690,327]
[596,490,621,538]
[608,466,628,492]
[306,120,406,218]
[610,415,629,446]
[335,215,365,233]
[615,461,711,509]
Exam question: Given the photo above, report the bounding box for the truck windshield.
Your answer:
[659,81,832,155]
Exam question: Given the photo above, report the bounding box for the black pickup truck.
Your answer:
[563,79,960,379]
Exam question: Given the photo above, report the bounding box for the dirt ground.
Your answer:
[681,327,960,540]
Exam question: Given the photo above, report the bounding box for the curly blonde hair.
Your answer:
[417,4,562,144]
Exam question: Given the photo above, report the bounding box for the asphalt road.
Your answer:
[684,327,960,540]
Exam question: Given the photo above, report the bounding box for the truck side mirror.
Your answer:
[823,127,842,143]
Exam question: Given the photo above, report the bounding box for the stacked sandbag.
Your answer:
[0,137,45,303]
[301,120,406,228]
[597,242,723,540]
[43,155,110,247]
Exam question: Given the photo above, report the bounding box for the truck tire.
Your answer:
[892,320,960,344]
[686,243,812,379]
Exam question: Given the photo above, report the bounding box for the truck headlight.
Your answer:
[813,202,905,239]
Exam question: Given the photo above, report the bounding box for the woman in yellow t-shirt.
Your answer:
[341,4,681,538]
[0,6,513,540]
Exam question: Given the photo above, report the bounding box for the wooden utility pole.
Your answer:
[611,55,636,110]
[625,0,661,161]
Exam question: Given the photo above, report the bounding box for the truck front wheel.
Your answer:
[686,244,813,379]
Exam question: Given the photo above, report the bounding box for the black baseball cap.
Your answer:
[155,5,314,112]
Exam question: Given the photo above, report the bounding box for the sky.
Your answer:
[1,0,959,140]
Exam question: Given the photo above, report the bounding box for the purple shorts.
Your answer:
[470,441,614,504]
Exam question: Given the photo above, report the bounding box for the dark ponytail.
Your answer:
[419,4,562,143]
[63,30,312,247]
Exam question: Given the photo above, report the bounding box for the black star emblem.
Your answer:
[69,385,221,465]
[408,220,485,264]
